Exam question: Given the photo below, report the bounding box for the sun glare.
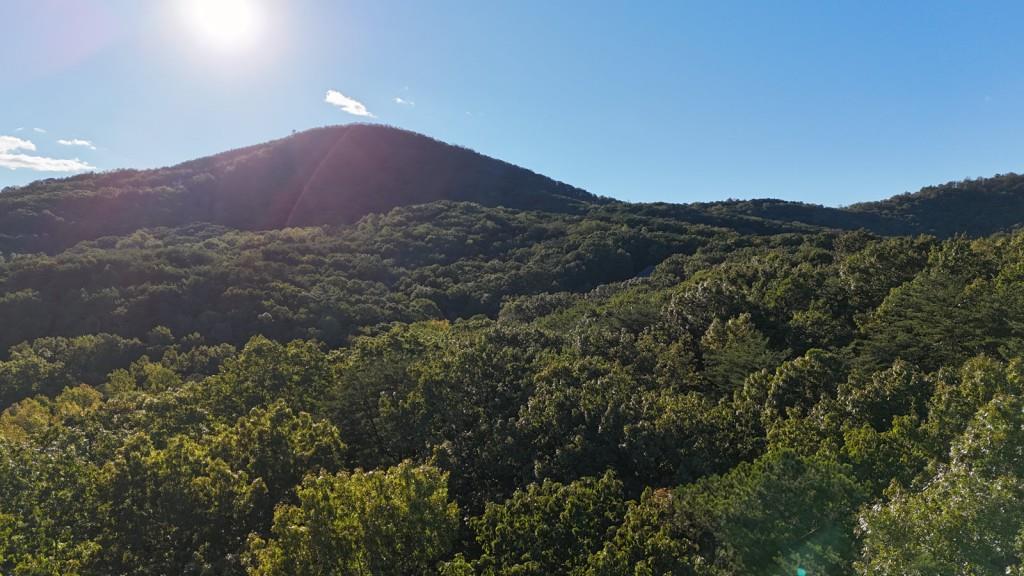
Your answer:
[182,0,265,52]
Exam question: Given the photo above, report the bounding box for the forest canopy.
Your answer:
[3,126,1024,575]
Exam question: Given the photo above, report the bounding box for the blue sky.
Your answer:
[3,0,1024,206]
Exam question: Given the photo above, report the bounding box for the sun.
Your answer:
[182,0,265,52]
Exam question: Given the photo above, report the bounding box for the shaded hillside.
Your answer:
[600,199,901,237]
[610,172,1024,238]
[4,125,1024,257]
[847,172,1024,237]
[0,201,726,355]
[0,124,598,254]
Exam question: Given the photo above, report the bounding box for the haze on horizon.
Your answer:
[3,0,1024,206]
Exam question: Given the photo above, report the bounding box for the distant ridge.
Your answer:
[597,172,1024,238]
[846,173,1024,237]
[2,123,1024,254]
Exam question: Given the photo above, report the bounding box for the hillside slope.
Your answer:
[636,171,1024,237]
[847,172,1024,237]
[0,124,598,253]
[3,125,1024,256]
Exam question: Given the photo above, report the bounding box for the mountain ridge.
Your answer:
[2,123,1023,254]
[0,124,601,254]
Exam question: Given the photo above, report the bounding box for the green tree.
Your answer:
[459,472,625,576]
[701,313,785,397]
[680,449,866,576]
[857,392,1024,575]
[583,488,699,576]
[245,462,459,576]
[94,402,345,575]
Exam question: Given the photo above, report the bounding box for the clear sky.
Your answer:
[3,0,1024,206]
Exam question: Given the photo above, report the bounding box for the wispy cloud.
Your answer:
[393,96,415,107]
[0,135,94,173]
[33,127,47,134]
[325,89,375,117]
[58,138,97,150]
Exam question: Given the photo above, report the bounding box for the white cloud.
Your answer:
[0,154,94,172]
[393,96,415,107]
[0,135,94,173]
[325,89,375,117]
[33,127,47,134]
[58,138,97,150]
[0,136,37,154]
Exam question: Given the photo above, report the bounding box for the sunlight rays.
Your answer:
[181,0,266,53]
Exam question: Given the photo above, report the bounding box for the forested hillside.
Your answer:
[4,125,1024,256]
[2,128,1024,575]
[0,125,598,254]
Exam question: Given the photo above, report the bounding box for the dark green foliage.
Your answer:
[701,312,786,395]
[679,449,866,576]
[848,172,1024,237]
[582,488,698,576]
[457,472,625,576]
[855,236,1007,371]
[6,137,1024,573]
[0,333,144,407]
[858,383,1024,575]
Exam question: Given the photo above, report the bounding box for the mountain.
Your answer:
[5,124,1024,255]
[0,124,599,254]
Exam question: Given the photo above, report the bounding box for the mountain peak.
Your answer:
[195,123,597,229]
[0,125,598,253]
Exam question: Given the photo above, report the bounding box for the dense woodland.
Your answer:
[2,126,1024,575]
